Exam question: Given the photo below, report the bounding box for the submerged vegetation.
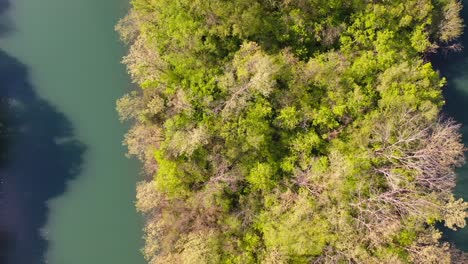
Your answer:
[117,0,468,263]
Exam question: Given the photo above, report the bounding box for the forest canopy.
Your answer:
[117,0,468,263]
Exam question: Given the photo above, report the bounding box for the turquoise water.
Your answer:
[0,0,145,263]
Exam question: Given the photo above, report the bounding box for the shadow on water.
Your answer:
[0,0,12,37]
[431,0,468,251]
[0,0,86,263]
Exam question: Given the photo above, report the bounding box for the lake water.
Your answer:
[0,0,145,263]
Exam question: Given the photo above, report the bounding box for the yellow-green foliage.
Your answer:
[259,191,333,262]
[117,0,468,262]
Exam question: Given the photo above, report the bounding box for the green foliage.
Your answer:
[118,0,467,262]
[275,106,300,129]
[153,150,187,197]
[258,191,333,262]
[247,162,276,191]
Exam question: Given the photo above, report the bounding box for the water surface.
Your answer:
[0,0,145,263]
[435,0,468,251]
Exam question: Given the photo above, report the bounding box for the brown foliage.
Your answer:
[439,0,464,42]
[351,108,467,249]
[124,124,162,175]
[373,109,464,192]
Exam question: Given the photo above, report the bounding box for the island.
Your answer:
[116,0,468,263]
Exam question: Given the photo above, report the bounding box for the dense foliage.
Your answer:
[117,0,468,263]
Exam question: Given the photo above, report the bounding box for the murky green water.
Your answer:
[0,0,145,263]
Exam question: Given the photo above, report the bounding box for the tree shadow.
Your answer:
[431,0,468,251]
[0,6,86,263]
[0,0,13,37]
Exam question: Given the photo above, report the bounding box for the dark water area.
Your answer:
[0,2,85,262]
[0,0,83,263]
[0,50,85,263]
[432,0,468,251]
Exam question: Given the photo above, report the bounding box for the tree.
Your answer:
[117,0,467,262]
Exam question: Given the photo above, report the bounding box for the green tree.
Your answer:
[117,0,468,262]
